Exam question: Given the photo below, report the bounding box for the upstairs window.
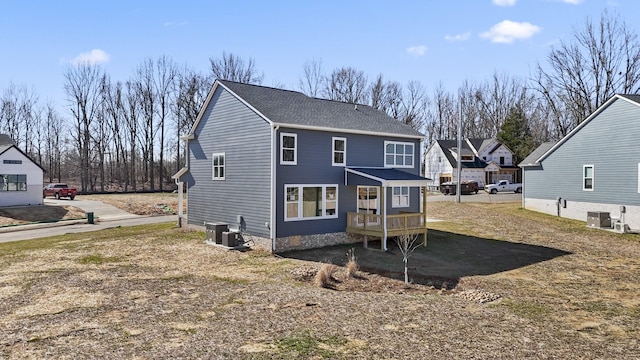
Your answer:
[461,154,474,162]
[3,160,22,164]
[332,137,346,166]
[281,133,297,165]
[212,153,225,180]
[500,156,505,165]
[583,165,594,191]
[385,141,414,168]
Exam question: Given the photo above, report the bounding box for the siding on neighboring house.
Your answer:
[0,147,43,206]
[274,128,421,237]
[186,86,272,238]
[522,96,640,228]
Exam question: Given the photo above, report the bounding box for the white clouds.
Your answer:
[445,32,471,42]
[480,20,541,44]
[493,0,517,6]
[559,0,582,3]
[406,45,427,56]
[71,49,110,65]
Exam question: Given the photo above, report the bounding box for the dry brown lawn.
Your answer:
[0,201,638,359]
[82,193,182,216]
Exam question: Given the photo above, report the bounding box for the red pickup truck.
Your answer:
[43,183,77,200]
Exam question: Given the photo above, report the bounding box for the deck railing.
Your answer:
[346,212,426,237]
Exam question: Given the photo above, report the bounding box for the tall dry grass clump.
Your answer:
[314,263,336,288]
[346,248,359,278]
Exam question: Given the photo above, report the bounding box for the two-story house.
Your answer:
[424,138,519,189]
[174,80,429,253]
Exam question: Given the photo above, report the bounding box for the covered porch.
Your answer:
[344,167,430,251]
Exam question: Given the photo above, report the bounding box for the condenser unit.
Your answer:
[587,211,611,228]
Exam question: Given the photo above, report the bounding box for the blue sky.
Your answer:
[1,0,637,111]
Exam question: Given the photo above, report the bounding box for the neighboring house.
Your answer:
[174,80,429,252]
[519,94,640,230]
[0,134,44,207]
[424,138,519,189]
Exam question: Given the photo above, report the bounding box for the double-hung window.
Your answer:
[332,137,346,166]
[281,133,297,165]
[285,184,338,221]
[392,186,410,208]
[384,141,414,168]
[212,153,225,180]
[583,165,594,191]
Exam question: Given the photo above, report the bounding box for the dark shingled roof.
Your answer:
[219,80,424,138]
[0,134,15,155]
[435,139,488,168]
[619,94,640,104]
[519,141,556,167]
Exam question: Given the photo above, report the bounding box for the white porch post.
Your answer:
[382,186,388,251]
[177,181,184,227]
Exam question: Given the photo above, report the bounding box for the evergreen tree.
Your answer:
[497,106,535,164]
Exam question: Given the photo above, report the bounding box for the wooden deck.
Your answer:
[346,212,427,248]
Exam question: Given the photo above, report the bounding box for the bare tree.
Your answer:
[64,62,104,192]
[394,233,422,284]
[209,52,263,84]
[534,10,640,135]
[369,74,403,119]
[298,58,324,97]
[153,55,178,190]
[173,67,211,172]
[323,67,368,104]
[400,80,428,131]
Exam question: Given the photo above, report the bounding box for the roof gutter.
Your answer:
[271,122,425,140]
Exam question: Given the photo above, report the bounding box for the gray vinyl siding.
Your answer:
[187,86,272,238]
[275,129,421,237]
[524,98,640,206]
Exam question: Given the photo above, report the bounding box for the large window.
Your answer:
[212,153,225,180]
[583,165,594,191]
[332,137,346,166]
[281,133,297,165]
[392,186,410,208]
[285,184,338,221]
[384,141,414,168]
[0,174,27,191]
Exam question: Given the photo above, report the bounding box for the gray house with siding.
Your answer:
[519,94,640,230]
[175,80,429,252]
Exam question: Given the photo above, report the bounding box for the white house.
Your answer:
[0,134,44,207]
[424,138,519,189]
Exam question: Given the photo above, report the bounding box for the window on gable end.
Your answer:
[212,153,225,180]
[583,165,594,191]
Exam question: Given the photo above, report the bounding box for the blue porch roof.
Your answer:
[345,167,431,187]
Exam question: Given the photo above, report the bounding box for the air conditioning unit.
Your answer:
[613,221,627,233]
[587,211,611,228]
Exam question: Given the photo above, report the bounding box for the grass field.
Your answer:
[0,200,638,359]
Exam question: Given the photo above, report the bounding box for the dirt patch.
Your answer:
[0,205,86,226]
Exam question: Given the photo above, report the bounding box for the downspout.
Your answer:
[175,177,183,227]
[270,124,280,252]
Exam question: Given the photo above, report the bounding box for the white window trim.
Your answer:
[583,164,594,191]
[212,152,225,180]
[284,184,339,221]
[384,141,414,168]
[392,186,410,208]
[280,132,297,165]
[332,137,346,167]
